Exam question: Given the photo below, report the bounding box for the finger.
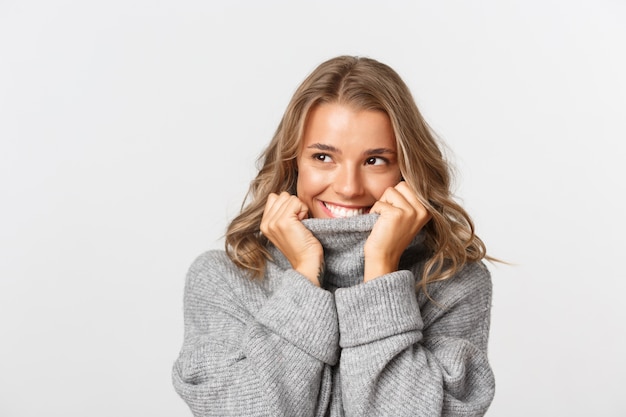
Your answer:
[394,182,424,207]
[264,193,280,215]
[262,193,288,233]
[374,186,431,231]
[263,193,309,235]
[265,192,292,220]
[296,202,309,220]
[377,186,413,212]
[274,192,301,214]
[393,182,432,220]
[369,199,403,220]
[274,193,309,221]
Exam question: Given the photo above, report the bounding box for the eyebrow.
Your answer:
[306,143,396,156]
[364,148,397,156]
[307,143,340,153]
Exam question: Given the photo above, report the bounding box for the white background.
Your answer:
[1,1,625,416]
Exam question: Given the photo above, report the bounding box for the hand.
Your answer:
[260,192,324,286]
[363,182,431,282]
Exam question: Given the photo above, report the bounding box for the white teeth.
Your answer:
[324,202,364,218]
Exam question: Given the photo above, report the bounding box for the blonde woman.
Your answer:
[173,56,495,416]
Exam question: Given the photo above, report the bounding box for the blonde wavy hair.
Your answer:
[225,55,489,289]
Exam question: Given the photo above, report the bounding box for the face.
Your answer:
[296,103,402,219]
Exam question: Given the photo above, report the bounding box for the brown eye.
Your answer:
[313,153,333,163]
[365,157,387,166]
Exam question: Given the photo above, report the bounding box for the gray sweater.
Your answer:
[172,214,495,416]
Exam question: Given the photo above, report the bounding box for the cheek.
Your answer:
[367,174,402,199]
[296,166,326,199]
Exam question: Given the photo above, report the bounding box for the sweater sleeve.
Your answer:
[172,251,340,417]
[334,262,495,417]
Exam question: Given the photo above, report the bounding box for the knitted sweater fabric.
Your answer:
[172,214,495,416]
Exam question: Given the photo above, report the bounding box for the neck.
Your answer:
[269,214,427,290]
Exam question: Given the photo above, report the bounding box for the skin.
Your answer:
[260,103,431,286]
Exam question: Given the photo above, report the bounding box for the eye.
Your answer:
[313,153,333,163]
[365,157,388,166]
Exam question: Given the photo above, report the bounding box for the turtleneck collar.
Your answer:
[268,213,426,290]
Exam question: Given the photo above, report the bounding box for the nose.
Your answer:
[333,165,364,198]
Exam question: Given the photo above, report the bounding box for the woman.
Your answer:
[172,56,495,416]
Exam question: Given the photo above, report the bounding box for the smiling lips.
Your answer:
[322,201,371,218]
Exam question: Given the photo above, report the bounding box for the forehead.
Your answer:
[300,103,396,151]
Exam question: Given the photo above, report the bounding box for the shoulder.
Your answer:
[186,250,241,280]
[431,261,490,296]
[185,250,238,284]
[183,250,259,300]
[451,261,492,299]
[183,250,273,312]
[419,261,492,318]
[419,261,493,347]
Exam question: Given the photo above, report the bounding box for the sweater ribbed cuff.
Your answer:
[335,271,423,348]
[255,270,339,364]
